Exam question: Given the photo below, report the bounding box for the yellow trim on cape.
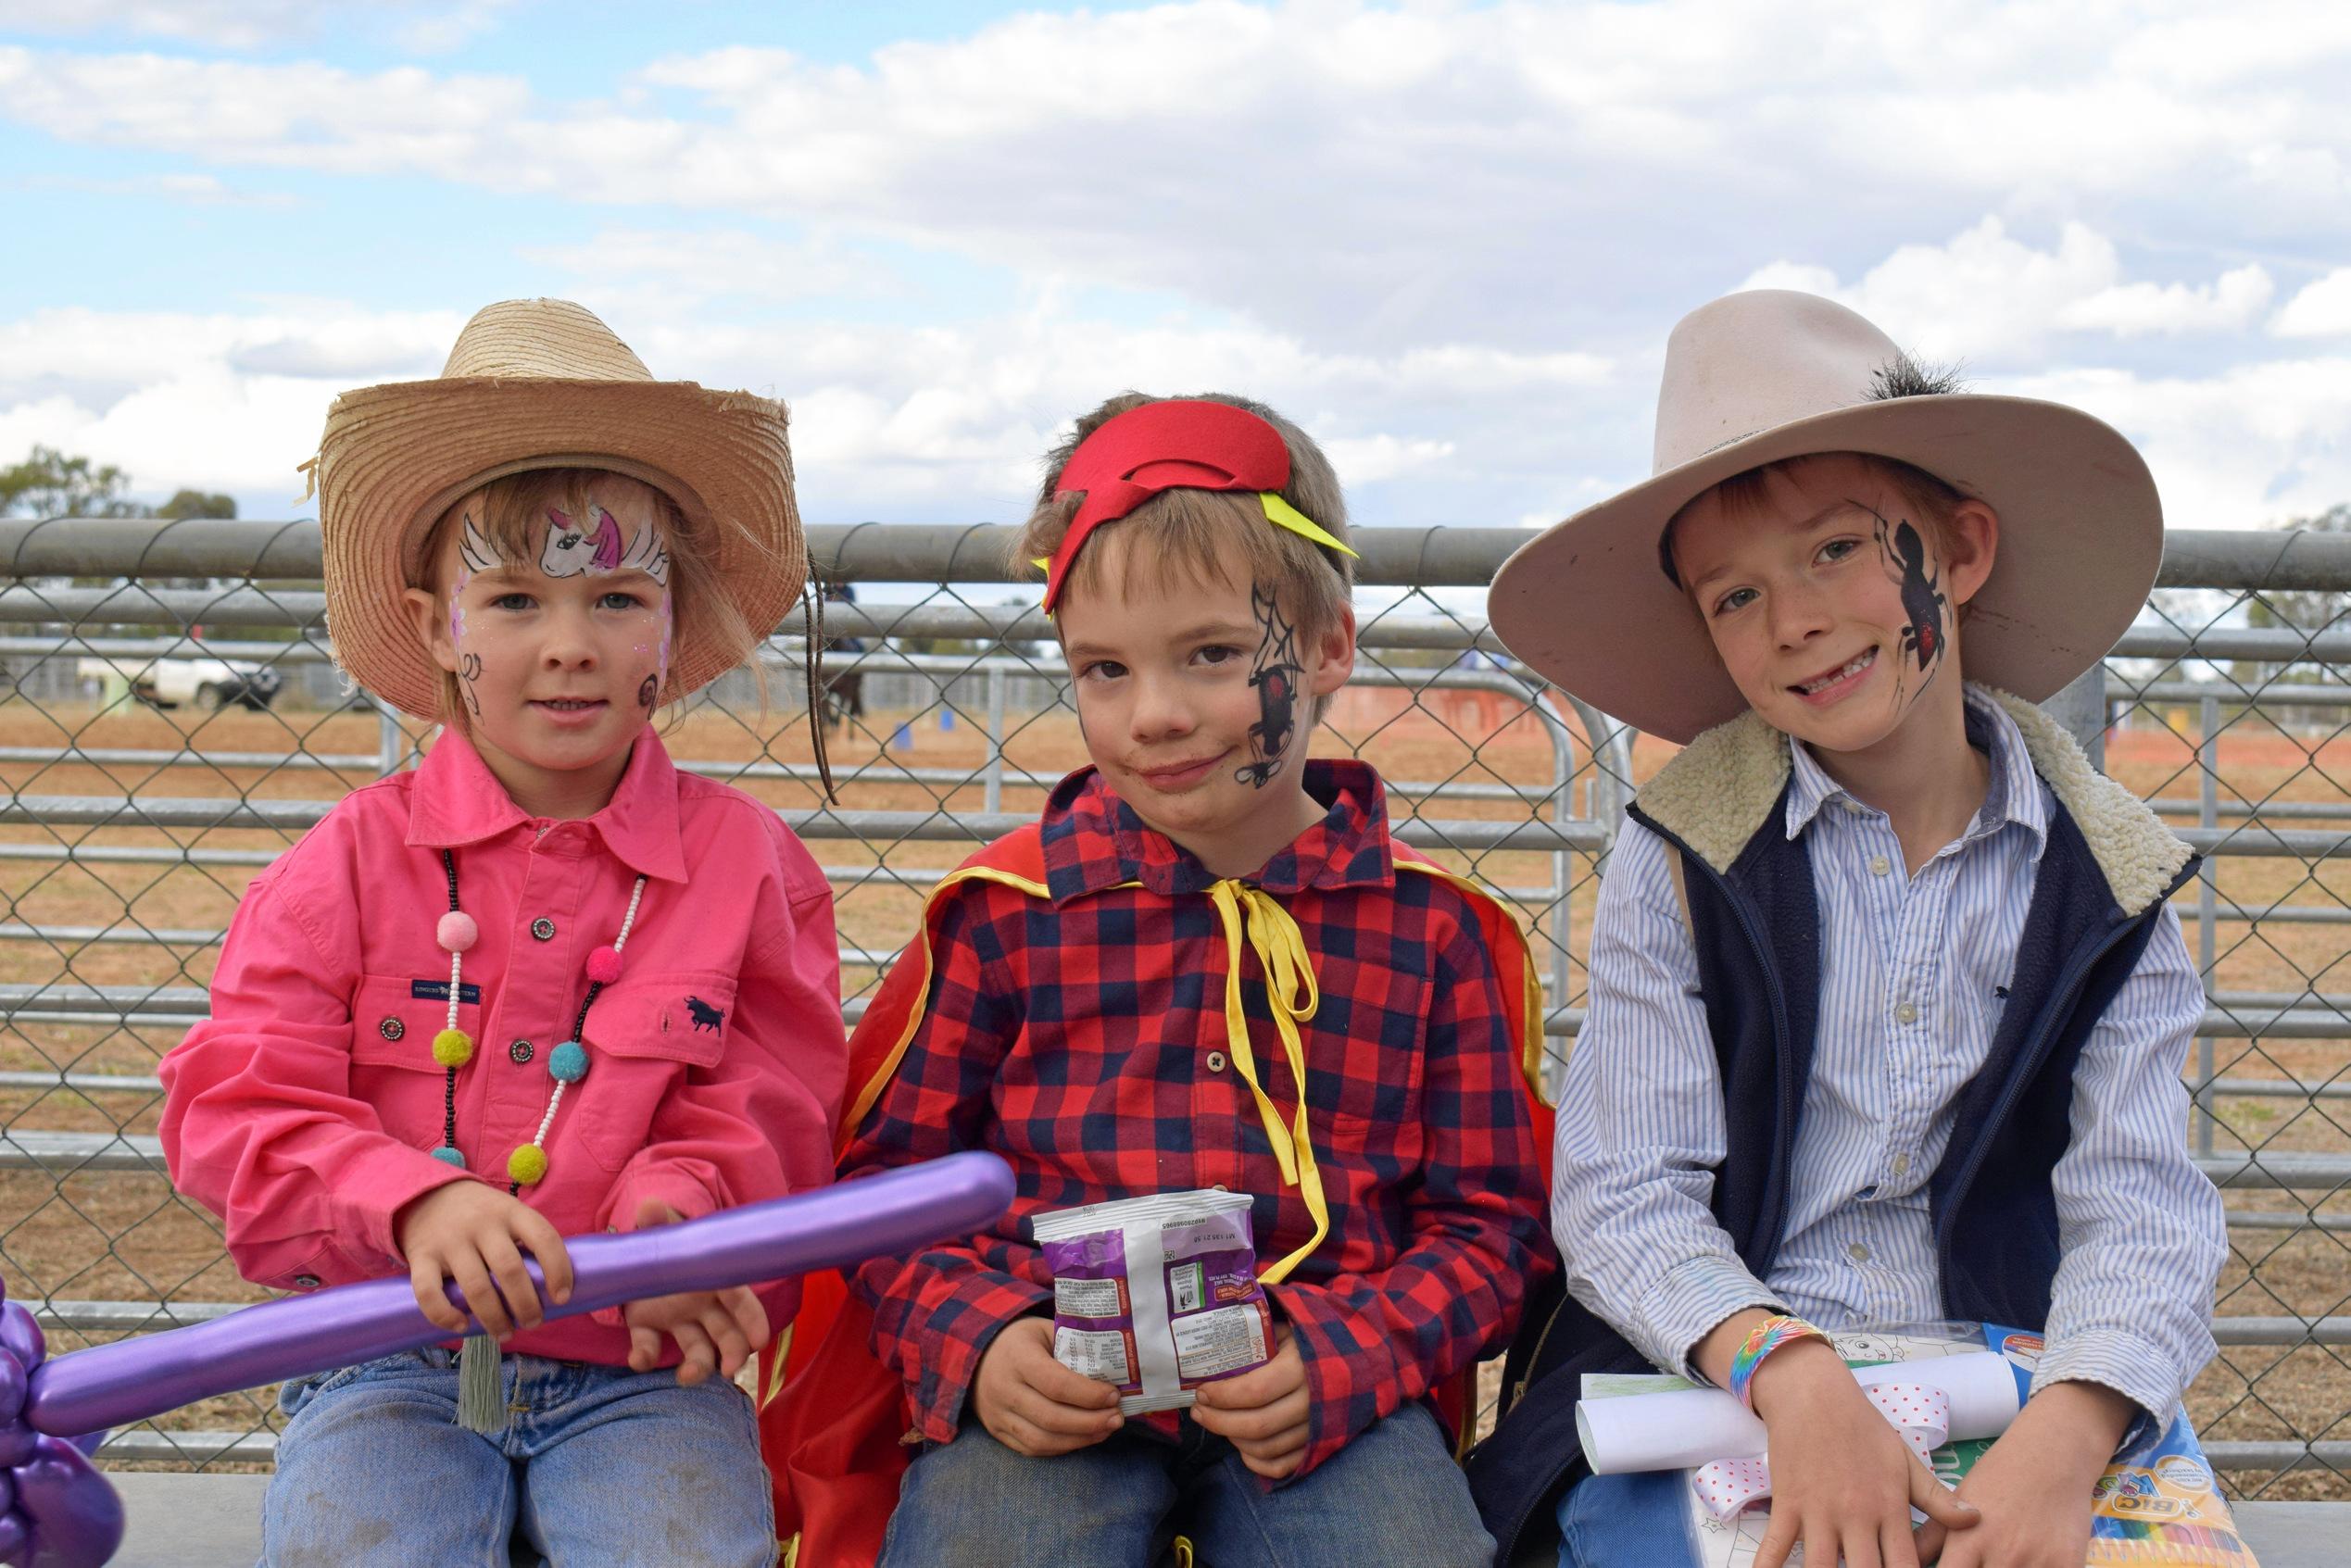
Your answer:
[836,861,1052,1158]
[1391,857,1554,1110]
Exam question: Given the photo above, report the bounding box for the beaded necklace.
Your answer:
[429,847,647,1192]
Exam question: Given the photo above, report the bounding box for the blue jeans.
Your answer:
[261,1348,776,1567]
[879,1401,1492,1567]
[1557,1471,1701,1568]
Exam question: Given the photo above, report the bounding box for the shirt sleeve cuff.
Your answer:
[1637,1255,1781,1381]
[339,1143,481,1263]
[2030,1325,2179,1448]
[911,1286,1052,1445]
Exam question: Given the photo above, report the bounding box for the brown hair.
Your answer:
[407,466,762,729]
[1017,392,1352,623]
[1661,451,1970,589]
[1013,392,1354,723]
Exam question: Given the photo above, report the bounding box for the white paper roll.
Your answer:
[1576,1351,2022,1474]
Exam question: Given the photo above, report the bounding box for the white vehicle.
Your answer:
[78,655,283,711]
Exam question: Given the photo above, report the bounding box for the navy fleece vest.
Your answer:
[1464,786,2198,1560]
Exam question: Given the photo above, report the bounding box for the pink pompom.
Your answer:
[435,911,479,953]
[585,946,623,985]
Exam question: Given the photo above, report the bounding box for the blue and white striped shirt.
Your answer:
[1552,688,2225,1421]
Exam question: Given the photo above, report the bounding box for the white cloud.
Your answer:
[0,0,518,51]
[4,3,2346,349]
[0,299,1616,522]
[2271,269,2351,340]
[1742,218,2275,363]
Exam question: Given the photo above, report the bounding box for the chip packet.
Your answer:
[1032,1189,1275,1414]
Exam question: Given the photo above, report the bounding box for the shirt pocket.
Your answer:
[348,972,484,1147]
[568,973,737,1173]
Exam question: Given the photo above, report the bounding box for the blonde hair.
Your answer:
[408,466,761,729]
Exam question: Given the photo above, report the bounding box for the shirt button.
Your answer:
[1206,1051,1228,1073]
[1891,1151,1912,1176]
[378,1017,405,1042]
[1893,1001,1918,1024]
[1869,854,1892,876]
[1847,1242,1871,1263]
[1840,798,1863,814]
[509,1039,534,1065]
[531,917,556,941]
[294,1273,321,1288]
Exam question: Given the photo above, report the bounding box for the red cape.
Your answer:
[758,824,1553,1567]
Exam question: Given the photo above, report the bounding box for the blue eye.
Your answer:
[1713,587,1757,616]
[490,592,534,611]
[1819,537,1861,563]
[599,591,644,610]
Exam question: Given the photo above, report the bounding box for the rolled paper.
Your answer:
[22,1151,1013,1439]
[1577,1349,2021,1475]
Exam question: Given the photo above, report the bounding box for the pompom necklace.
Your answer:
[429,846,647,1430]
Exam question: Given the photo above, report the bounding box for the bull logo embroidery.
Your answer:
[685,996,724,1033]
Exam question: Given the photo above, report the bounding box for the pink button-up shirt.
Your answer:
[159,727,844,1366]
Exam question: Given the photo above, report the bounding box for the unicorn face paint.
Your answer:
[409,475,675,819]
[541,506,671,586]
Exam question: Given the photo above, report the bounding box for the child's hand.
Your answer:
[1748,1338,1980,1568]
[1190,1324,1310,1478]
[393,1179,574,1342]
[970,1317,1124,1456]
[621,1199,768,1386]
[1919,1382,2132,1568]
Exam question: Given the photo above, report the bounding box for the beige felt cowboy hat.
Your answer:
[1489,289,2160,744]
[312,297,802,719]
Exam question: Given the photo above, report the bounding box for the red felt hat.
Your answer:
[1043,399,1320,612]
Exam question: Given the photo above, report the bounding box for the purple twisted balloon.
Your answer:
[0,1152,1013,1567]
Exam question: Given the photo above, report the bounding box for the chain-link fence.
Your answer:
[0,517,2345,1498]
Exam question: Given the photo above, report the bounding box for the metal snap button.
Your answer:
[294,1273,321,1288]
[1206,1050,1227,1072]
[378,1017,405,1042]
[531,917,556,941]
[509,1039,534,1065]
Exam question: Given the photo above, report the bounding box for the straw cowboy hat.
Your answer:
[1489,289,2160,744]
[313,297,802,719]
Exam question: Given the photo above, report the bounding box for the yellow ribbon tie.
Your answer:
[1206,879,1331,1286]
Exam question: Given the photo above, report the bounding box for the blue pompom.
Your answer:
[548,1040,589,1083]
[430,1145,466,1168]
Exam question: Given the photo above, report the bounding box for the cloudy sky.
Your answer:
[3,0,2347,539]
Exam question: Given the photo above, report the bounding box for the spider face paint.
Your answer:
[1236,583,1303,788]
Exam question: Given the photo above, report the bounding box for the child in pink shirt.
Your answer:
[158,299,842,1568]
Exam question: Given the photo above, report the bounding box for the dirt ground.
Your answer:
[0,685,2344,1497]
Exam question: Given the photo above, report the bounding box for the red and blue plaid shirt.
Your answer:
[840,759,1553,1477]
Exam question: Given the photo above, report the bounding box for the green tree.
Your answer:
[157,489,237,520]
[0,445,150,518]
[2245,503,2351,633]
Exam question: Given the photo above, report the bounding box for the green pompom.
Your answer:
[507,1144,549,1185]
[432,1027,474,1068]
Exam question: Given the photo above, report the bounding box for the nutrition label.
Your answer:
[1173,1303,1269,1381]
[1054,1325,1136,1386]
[1055,1274,1127,1321]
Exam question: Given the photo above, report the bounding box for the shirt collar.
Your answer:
[1782,684,2048,851]
[404,727,691,883]
[1039,759,1395,902]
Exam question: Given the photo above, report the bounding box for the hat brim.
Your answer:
[1489,395,2161,744]
[317,378,802,720]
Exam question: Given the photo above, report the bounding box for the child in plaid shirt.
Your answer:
[836,393,1553,1565]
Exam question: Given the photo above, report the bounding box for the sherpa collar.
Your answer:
[1632,684,2192,918]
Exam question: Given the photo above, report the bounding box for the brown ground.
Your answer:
[0,683,2343,1496]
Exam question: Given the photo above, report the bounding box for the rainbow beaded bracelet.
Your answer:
[1726,1313,1827,1409]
